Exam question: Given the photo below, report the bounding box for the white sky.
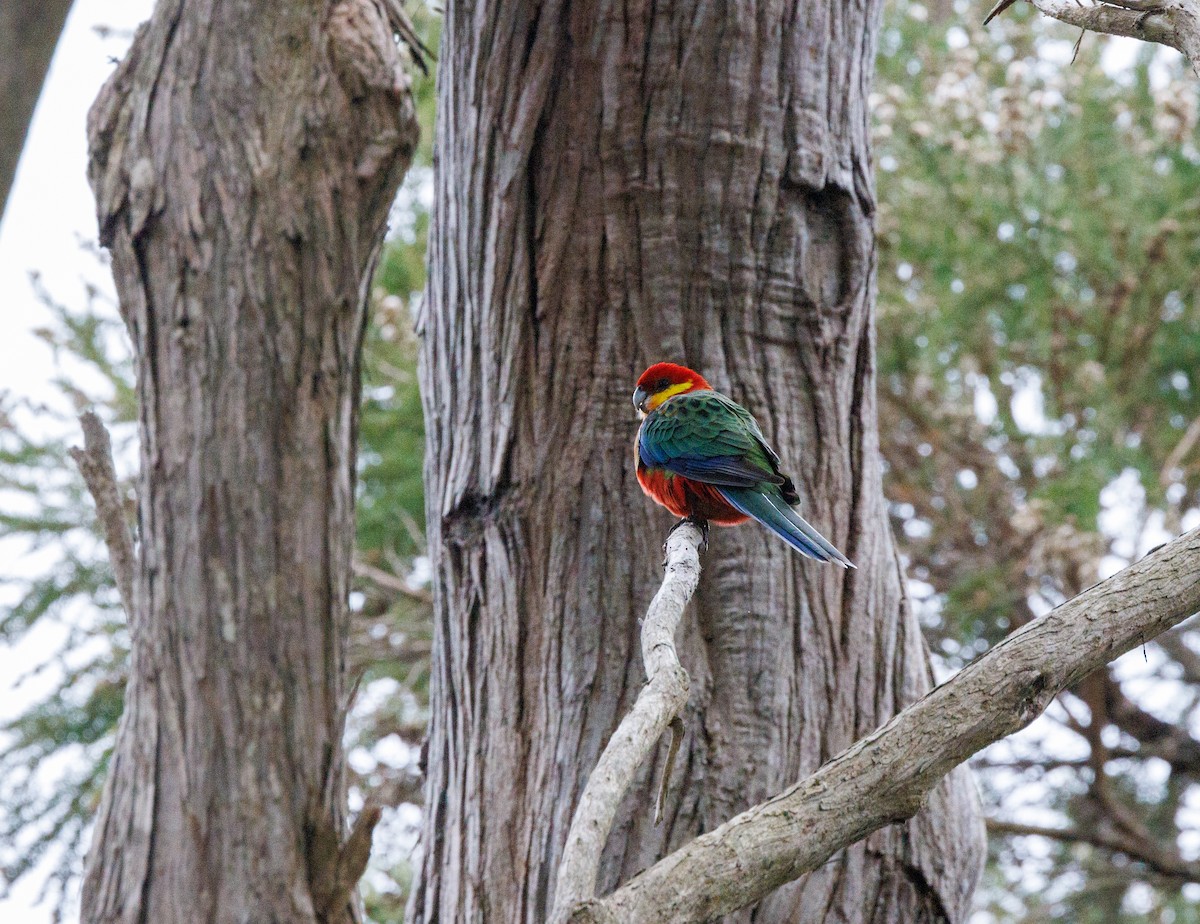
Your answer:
[0,0,149,399]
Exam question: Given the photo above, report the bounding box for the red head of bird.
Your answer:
[632,362,712,418]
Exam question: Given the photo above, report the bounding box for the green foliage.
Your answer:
[0,286,133,918]
[883,68,1199,440]
[877,2,1200,920]
[878,1,1200,634]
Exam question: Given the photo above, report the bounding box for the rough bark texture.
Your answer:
[413,1,985,922]
[0,0,73,220]
[80,2,418,921]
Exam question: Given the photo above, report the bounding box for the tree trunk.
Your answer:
[0,0,73,220]
[412,1,985,922]
[80,2,418,921]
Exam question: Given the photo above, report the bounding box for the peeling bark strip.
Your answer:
[567,530,1200,923]
[80,1,419,922]
[70,412,137,621]
[413,0,985,921]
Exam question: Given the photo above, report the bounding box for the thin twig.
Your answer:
[549,522,703,924]
[68,411,137,621]
[984,0,1020,25]
[1162,415,1200,483]
[988,818,1200,882]
[379,0,433,73]
[352,557,433,603]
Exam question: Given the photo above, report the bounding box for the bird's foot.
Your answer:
[663,516,709,565]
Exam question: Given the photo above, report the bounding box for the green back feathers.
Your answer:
[638,391,787,492]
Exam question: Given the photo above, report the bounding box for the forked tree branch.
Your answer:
[985,0,1200,75]
[69,411,137,621]
[550,522,703,924]
[559,528,1200,923]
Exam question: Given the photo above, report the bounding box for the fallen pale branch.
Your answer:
[549,522,703,924]
[559,527,1200,924]
[69,411,137,621]
[985,0,1200,76]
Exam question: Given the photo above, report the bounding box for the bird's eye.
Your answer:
[656,378,670,391]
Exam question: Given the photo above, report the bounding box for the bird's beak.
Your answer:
[632,386,648,417]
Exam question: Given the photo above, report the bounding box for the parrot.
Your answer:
[632,361,854,567]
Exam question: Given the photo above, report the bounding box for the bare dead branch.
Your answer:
[549,523,703,923]
[69,411,137,621]
[985,0,1200,75]
[334,805,383,904]
[379,0,433,73]
[984,0,1021,25]
[989,818,1200,882]
[352,557,433,603]
[0,0,73,219]
[1162,415,1200,483]
[560,527,1200,924]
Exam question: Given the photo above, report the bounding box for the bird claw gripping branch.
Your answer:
[662,516,709,566]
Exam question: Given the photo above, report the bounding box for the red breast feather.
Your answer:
[636,466,749,525]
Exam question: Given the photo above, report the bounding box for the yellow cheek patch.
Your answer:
[646,380,693,411]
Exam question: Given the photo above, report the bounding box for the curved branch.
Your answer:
[550,522,703,924]
[563,527,1200,924]
[985,0,1200,75]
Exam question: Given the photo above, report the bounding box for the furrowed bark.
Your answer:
[570,528,1200,923]
[80,1,419,921]
[413,0,985,920]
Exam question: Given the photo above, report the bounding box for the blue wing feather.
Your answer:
[639,445,766,487]
[717,487,854,568]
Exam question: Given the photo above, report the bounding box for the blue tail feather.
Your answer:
[718,487,855,568]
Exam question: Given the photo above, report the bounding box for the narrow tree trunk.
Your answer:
[80,2,418,921]
[0,0,73,219]
[413,1,984,922]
